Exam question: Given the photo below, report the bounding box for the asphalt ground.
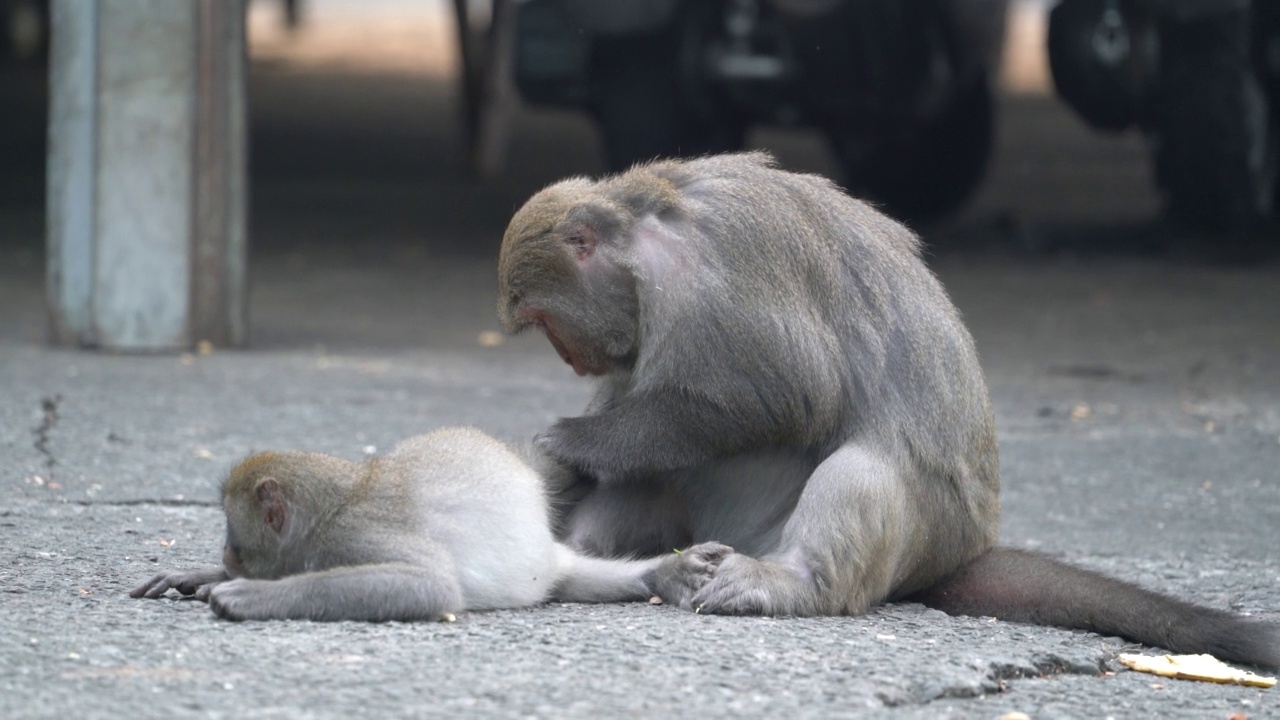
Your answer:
[1,8,1278,718]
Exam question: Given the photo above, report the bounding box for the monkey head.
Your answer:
[498,179,643,377]
[219,451,341,579]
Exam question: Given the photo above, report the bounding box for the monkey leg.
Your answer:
[208,563,464,622]
[650,542,735,609]
[678,444,922,617]
[553,548,667,604]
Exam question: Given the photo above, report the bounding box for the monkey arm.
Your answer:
[535,387,774,478]
[206,563,464,622]
[130,566,229,600]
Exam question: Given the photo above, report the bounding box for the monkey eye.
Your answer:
[562,227,597,260]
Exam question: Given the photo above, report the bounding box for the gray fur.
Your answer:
[499,152,1280,667]
[131,427,664,621]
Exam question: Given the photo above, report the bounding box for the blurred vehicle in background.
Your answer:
[12,0,1272,231]
[479,0,1009,222]
[1048,0,1278,231]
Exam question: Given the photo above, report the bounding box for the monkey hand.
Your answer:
[129,566,229,600]
[207,578,274,621]
[535,392,732,477]
[651,542,734,610]
[535,415,667,478]
[533,421,592,472]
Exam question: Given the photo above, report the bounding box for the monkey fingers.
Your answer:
[130,567,229,600]
[533,420,617,475]
[531,428,571,464]
[651,542,734,610]
[130,573,175,599]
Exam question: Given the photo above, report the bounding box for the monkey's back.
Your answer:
[622,153,1003,583]
[386,427,561,610]
[636,153,998,481]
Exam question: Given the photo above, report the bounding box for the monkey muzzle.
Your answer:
[547,329,606,376]
[222,543,247,578]
[522,310,605,376]
[545,330,579,373]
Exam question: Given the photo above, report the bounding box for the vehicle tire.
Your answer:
[1254,0,1280,214]
[589,27,743,171]
[1153,13,1275,232]
[832,71,995,223]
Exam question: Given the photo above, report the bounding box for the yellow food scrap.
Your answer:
[1117,653,1276,688]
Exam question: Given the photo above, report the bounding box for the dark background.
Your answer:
[1,0,1237,273]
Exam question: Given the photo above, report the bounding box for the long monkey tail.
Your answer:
[908,547,1280,668]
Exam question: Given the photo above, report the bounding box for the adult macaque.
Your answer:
[131,428,665,621]
[498,152,1279,667]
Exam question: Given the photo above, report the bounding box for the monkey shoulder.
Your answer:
[656,150,778,178]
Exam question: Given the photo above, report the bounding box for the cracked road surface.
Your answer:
[1,252,1277,718]
[2,16,1278,718]
[29,395,59,485]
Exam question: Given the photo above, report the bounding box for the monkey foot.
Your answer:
[686,553,816,616]
[652,542,734,610]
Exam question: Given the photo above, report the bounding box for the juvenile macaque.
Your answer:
[498,152,1279,667]
[131,427,665,621]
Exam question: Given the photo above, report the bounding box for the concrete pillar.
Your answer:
[46,0,247,351]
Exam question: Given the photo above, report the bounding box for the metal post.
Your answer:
[46,0,248,351]
[193,0,248,348]
[45,0,97,346]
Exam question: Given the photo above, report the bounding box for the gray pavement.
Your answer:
[2,49,1279,720]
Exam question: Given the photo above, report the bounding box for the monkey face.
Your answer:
[219,469,293,579]
[222,540,247,578]
[500,253,639,378]
[221,515,277,578]
[514,307,608,377]
[499,180,644,377]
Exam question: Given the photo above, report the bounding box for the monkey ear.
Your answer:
[562,225,597,262]
[256,478,287,534]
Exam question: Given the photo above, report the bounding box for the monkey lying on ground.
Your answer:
[131,427,666,621]
[498,151,1280,667]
